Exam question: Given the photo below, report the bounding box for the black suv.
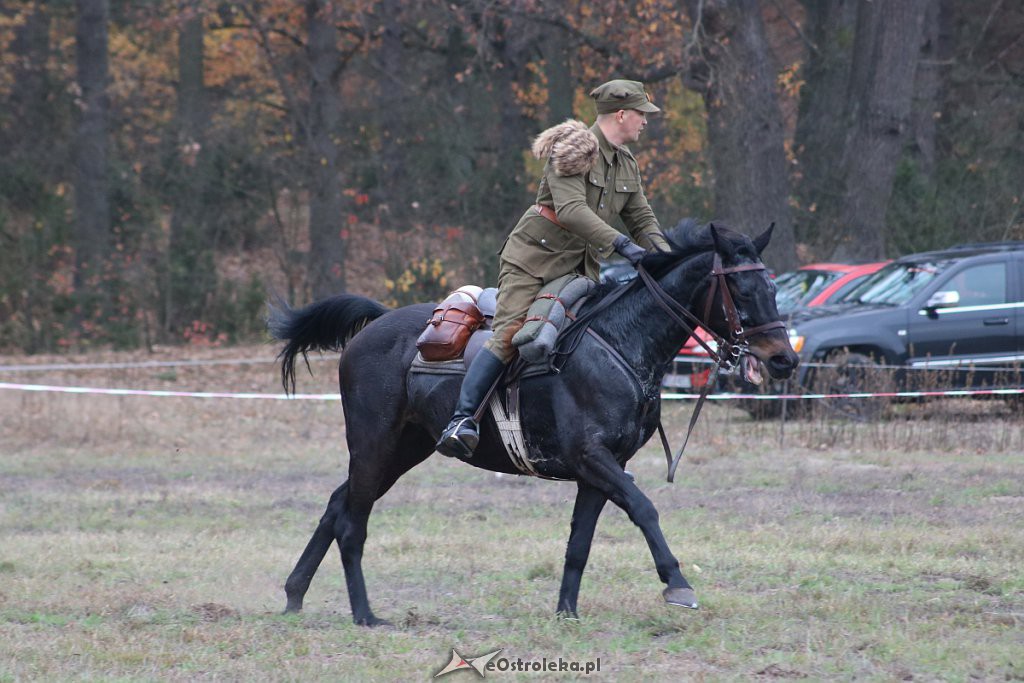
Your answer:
[726,242,1024,417]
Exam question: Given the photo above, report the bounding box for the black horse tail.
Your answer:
[267,294,390,394]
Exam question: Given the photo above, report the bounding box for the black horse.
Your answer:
[269,221,799,626]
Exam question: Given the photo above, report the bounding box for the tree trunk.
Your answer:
[832,0,927,261]
[4,1,53,353]
[539,26,574,125]
[167,4,216,335]
[6,1,53,164]
[372,0,407,226]
[73,0,111,299]
[305,0,347,299]
[792,0,858,247]
[682,0,798,272]
[909,0,950,181]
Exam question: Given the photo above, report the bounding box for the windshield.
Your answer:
[840,261,946,305]
[774,269,842,314]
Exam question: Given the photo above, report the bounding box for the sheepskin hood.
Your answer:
[531,120,599,177]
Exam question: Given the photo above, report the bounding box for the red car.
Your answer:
[773,261,891,313]
[662,261,889,391]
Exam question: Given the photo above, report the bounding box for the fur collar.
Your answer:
[531,120,599,177]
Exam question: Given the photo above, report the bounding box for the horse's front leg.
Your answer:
[577,449,698,609]
[556,481,608,619]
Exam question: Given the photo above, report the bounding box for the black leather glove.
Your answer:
[613,235,647,267]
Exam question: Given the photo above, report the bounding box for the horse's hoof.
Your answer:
[662,587,698,609]
[556,609,580,621]
[283,600,302,614]
[354,614,393,628]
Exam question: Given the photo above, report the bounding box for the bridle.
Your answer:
[637,252,785,369]
[635,252,786,482]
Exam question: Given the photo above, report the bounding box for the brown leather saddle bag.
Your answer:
[416,298,485,362]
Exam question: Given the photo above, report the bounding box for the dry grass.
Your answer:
[1,345,1022,681]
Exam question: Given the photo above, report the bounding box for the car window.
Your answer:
[843,261,946,305]
[774,270,842,314]
[945,263,1006,306]
[824,273,874,304]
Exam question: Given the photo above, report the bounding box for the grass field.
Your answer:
[1,345,1022,681]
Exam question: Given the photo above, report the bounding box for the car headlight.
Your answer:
[788,327,805,353]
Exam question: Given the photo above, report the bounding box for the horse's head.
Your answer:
[651,221,799,383]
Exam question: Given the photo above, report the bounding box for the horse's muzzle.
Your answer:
[748,334,800,380]
[765,349,800,379]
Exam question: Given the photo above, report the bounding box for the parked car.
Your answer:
[724,241,1024,418]
[663,261,887,392]
[774,261,890,314]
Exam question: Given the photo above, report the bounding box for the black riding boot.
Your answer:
[436,349,506,459]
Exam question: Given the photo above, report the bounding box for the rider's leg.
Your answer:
[436,264,542,458]
[436,348,505,458]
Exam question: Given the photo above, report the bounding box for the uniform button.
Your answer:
[599,203,605,209]
[541,239,547,245]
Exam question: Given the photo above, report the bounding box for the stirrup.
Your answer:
[436,417,479,459]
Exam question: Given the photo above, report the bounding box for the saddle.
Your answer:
[412,276,595,370]
[410,279,600,481]
[415,286,496,363]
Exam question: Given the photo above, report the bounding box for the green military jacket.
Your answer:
[500,123,669,282]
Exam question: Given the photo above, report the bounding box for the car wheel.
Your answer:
[810,350,892,421]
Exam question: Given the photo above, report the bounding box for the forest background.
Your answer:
[0,0,1021,353]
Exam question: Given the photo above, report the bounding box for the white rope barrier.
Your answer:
[1,381,1021,402]
[662,387,1024,401]
[0,382,337,400]
[0,355,335,373]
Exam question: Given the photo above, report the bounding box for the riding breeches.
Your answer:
[482,262,546,364]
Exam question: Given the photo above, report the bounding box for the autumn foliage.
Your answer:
[0,0,1020,352]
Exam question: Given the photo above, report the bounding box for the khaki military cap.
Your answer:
[590,79,660,114]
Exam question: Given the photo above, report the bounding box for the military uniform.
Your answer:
[437,79,667,459]
[485,115,669,362]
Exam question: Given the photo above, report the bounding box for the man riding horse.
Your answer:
[438,79,671,459]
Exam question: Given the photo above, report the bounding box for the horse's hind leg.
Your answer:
[283,482,348,613]
[556,481,608,619]
[337,426,434,626]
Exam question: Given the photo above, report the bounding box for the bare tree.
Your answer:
[832,0,928,260]
[792,0,858,248]
[682,0,798,271]
[909,0,952,181]
[166,2,216,334]
[73,0,111,298]
[306,0,348,298]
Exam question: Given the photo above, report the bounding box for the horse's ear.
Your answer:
[709,223,723,253]
[753,222,775,255]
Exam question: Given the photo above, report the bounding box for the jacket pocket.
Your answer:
[520,217,579,252]
[614,179,640,193]
[612,177,640,212]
